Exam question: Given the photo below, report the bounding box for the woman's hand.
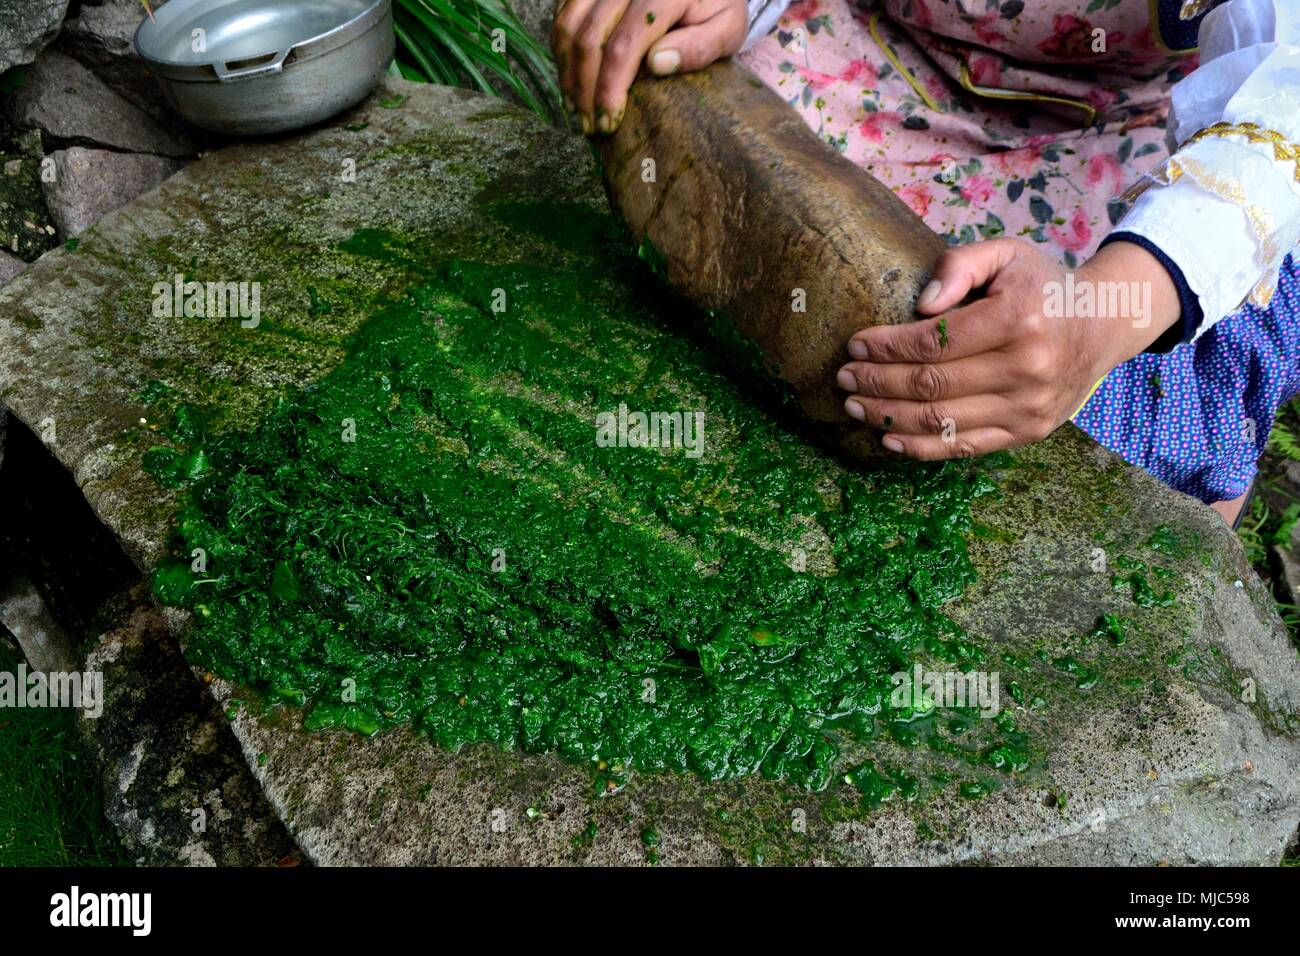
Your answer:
[836,238,1184,460]
[551,0,749,135]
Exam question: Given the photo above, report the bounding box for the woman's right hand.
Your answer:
[551,0,749,135]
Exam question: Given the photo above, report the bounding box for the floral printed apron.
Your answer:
[740,0,1300,503]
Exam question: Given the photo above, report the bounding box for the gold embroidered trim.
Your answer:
[1182,121,1300,183]
[955,63,1097,126]
[1114,120,1295,312]
[866,11,941,112]
[1179,0,1216,21]
[1120,122,1300,204]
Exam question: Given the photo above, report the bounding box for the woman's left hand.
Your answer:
[837,237,1183,460]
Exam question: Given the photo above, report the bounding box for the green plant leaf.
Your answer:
[392,0,561,121]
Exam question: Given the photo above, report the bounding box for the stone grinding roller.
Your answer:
[599,59,947,459]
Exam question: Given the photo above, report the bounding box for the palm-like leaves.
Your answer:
[392,0,562,121]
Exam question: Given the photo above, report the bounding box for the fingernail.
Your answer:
[836,368,857,392]
[597,110,612,134]
[844,397,865,421]
[563,94,574,113]
[917,279,942,310]
[650,49,681,75]
[580,114,593,135]
[847,339,868,360]
[883,436,904,453]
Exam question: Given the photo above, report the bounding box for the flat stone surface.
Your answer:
[0,0,69,75]
[3,49,194,158]
[42,146,184,237]
[1,79,1298,865]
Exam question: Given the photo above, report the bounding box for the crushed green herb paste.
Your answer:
[148,202,1013,795]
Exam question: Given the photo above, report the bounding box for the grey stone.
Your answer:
[0,400,292,866]
[1272,519,1300,607]
[42,146,183,237]
[0,80,1297,865]
[510,0,555,47]
[1286,459,1300,489]
[55,0,202,139]
[0,0,70,75]
[81,582,301,867]
[59,0,147,61]
[0,574,78,672]
[0,251,26,285]
[3,49,194,157]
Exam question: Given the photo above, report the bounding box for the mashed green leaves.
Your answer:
[148,205,1012,794]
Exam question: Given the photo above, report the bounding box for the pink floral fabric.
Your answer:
[739,0,1199,265]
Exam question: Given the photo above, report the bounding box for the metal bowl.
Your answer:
[135,0,394,135]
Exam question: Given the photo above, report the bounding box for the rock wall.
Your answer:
[1,0,195,291]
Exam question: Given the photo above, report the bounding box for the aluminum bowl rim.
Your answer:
[133,0,391,81]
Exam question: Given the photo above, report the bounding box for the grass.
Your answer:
[391,0,563,121]
[1237,400,1300,864]
[0,638,127,866]
[1240,396,1300,648]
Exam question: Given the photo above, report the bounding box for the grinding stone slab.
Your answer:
[0,79,1297,865]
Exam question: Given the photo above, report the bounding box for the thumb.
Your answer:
[915,238,1021,315]
[647,9,746,76]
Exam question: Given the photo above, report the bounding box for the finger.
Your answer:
[842,393,1017,436]
[879,426,1018,461]
[594,0,688,131]
[915,239,1022,315]
[645,4,747,77]
[847,302,1009,364]
[552,0,601,107]
[572,0,634,132]
[836,355,1012,402]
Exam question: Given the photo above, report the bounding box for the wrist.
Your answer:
[1077,240,1182,371]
